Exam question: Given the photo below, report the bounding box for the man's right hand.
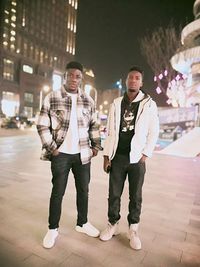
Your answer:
[103,156,111,173]
[52,149,59,156]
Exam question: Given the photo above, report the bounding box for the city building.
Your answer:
[97,88,121,125]
[83,68,97,103]
[170,0,200,107]
[0,0,78,118]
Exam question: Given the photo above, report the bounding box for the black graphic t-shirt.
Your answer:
[116,93,140,155]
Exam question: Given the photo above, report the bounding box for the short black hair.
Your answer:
[66,61,83,72]
[128,66,144,80]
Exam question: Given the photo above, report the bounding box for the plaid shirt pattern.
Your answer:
[37,86,102,164]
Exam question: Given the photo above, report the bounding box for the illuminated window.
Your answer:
[74,23,76,33]
[22,17,25,27]
[40,51,44,63]
[10,44,15,50]
[16,35,21,54]
[3,59,15,81]
[75,0,78,9]
[24,92,33,103]
[68,8,71,29]
[22,7,26,27]
[3,41,8,47]
[24,106,33,118]
[22,64,33,74]
[10,36,15,42]
[11,15,16,21]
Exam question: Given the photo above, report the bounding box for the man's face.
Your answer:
[126,71,143,93]
[64,69,82,93]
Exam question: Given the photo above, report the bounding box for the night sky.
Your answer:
[75,0,195,106]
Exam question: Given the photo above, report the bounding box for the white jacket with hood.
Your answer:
[103,90,159,163]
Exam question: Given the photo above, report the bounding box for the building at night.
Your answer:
[0,0,79,118]
[170,0,200,107]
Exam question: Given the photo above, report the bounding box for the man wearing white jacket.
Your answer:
[100,66,159,250]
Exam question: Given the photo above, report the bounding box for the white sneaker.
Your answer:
[99,222,119,241]
[128,224,141,250]
[43,229,58,249]
[75,222,100,237]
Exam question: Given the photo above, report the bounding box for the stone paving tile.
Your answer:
[59,252,105,267]
[20,254,48,267]
[0,134,200,267]
[169,240,200,258]
[181,252,200,267]
[141,248,182,267]
[191,209,200,216]
[161,219,200,236]
[189,219,200,228]
[186,233,200,246]
[0,238,32,263]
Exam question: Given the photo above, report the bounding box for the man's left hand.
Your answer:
[139,154,147,163]
[91,148,98,157]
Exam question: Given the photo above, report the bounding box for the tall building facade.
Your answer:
[170,0,200,107]
[0,0,78,118]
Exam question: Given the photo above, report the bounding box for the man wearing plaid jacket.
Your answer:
[37,61,102,249]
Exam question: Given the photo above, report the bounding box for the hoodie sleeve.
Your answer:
[142,100,159,157]
[103,103,115,157]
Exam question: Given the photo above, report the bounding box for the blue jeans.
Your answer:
[49,153,90,229]
[108,153,146,225]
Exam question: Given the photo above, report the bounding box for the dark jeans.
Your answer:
[49,152,90,229]
[108,153,146,225]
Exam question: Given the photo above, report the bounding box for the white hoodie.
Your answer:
[103,91,159,163]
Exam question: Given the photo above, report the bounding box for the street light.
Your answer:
[39,85,50,110]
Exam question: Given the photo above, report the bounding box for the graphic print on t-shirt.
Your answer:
[121,109,135,132]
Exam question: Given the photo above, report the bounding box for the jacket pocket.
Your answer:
[82,108,91,127]
[50,109,65,130]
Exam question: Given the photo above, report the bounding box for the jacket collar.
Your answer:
[123,90,149,103]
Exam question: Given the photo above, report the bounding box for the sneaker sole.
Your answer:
[99,231,120,241]
[75,226,99,237]
[43,233,58,249]
[128,233,142,250]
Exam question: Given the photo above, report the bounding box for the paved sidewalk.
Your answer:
[0,127,36,137]
[0,132,200,267]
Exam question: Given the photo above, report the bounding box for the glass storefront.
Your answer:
[1,91,19,117]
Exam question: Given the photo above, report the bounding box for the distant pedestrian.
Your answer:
[37,61,102,249]
[100,66,159,250]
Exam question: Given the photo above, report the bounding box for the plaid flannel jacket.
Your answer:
[37,86,102,164]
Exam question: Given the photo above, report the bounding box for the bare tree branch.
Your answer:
[140,22,182,95]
